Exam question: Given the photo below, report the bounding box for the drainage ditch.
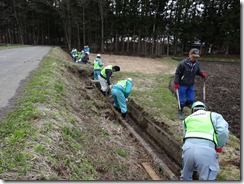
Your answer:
[86,77,184,180]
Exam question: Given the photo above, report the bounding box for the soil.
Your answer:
[194,61,241,138]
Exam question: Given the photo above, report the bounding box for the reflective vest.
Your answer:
[94,60,102,70]
[101,65,112,78]
[184,111,218,147]
[117,80,127,90]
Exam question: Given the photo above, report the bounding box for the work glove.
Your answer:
[202,72,207,78]
[109,85,113,89]
[216,148,222,153]
[174,84,179,89]
[126,98,128,102]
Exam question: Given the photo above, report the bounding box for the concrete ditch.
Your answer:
[127,100,182,166]
[87,77,183,180]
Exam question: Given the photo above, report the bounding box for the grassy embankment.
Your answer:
[0,46,240,180]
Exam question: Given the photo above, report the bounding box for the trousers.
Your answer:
[180,142,220,180]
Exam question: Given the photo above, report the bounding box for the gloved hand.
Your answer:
[216,148,222,153]
[126,98,128,102]
[174,84,179,89]
[109,85,113,89]
[202,72,207,78]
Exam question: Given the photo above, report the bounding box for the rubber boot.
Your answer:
[178,105,184,120]
[184,101,193,109]
[121,112,126,118]
[114,106,120,112]
[100,90,106,96]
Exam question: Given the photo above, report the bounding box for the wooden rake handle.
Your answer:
[176,88,181,110]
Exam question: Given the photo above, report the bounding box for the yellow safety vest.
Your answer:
[117,80,127,90]
[184,111,218,147]
[94,60,102,70]
[101,65,112,78]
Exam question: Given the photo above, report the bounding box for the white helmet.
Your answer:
[97,54,101,57]
[127,78,132,82]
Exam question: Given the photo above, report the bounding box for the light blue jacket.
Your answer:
[112,80,133,98]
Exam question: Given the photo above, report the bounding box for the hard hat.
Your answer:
[97,54,101,57]
[127,78,132,82]
[191,101,207,113]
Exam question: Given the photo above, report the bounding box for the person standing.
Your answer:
[71,48,76,58]
[84,45,90,54]
[93,54,104,80]
[111,78,133,118]
[180,101,229,180]
[84,45,90,60]
[174,48,207,120]
[98,65,120,96]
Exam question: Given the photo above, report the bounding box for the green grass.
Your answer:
[0,47,97,180]
[117,149,128,158]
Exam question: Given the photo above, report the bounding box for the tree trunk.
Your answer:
[13,0,24,44]
[82,6,85,46]
[137,31,141,55]
[115,31,119,52]
[167,34,170,56]
[98,1,105,53]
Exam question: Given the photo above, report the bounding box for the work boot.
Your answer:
[114,106,120,112]
[184,101,192,108]
[178,105,184,120]
[178,110,184,120]
[121,112,126,118]
[100,90,106,96]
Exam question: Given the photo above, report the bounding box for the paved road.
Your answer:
[0,46,52,112]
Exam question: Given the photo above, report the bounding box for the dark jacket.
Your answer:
[174,58,204,86]
[82,54,89,63]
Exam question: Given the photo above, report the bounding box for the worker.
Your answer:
[82,52,89,64]
[77,52,82,63]
[84,45,90,54]
[71,48,77,58]
[174,48,207,120]
[180,101,229,180]
[98,65,120,96]
[93,54,104,80]
[111,78,133,118]
[84,45,90,60]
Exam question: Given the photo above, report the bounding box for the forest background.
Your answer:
[0,0,240,56]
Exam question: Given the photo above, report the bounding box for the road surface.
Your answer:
[0,46,52,118]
